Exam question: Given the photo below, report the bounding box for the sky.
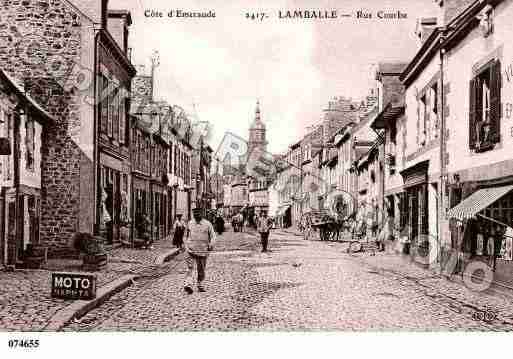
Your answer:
[110,0,438,155]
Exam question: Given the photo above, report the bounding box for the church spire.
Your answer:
[255,99,261,122]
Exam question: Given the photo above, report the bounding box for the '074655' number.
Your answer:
[8,339,40,349]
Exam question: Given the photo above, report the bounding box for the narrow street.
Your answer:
[62,228,513,331]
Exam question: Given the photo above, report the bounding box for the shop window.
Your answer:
[469,60,501,152]
[25,119,35,171]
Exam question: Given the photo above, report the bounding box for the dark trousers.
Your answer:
[260,232,269,251]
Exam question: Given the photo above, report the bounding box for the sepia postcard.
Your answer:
[1,0,513,356]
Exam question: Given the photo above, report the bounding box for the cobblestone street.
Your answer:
[62,229,513,331]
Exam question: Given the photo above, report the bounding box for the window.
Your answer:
[469,60,501,151]
[100,74,109,134]
[174,146,178,175]
[419,94,427,146]
[119,89,126,144]
[430,82,439,138]
[168,142,173,173]
[111,87,119,141]
[6,112,12,180]
[25,119,35,171]
[107,82,114,138]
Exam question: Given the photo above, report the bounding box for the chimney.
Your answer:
[441,0,476,25]
[107,10,132,55]
[68,0,108,26]
[415,17,438,46]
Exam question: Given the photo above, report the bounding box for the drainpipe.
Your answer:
[12,109,21,265]
[93,28,101,236]
[438,28,448,267]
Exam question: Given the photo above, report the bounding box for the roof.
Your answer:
[370,103,405,130]
[376,62,408,76]
[400,0,496,88]
[108,9,133,26]
[0,69,56,125]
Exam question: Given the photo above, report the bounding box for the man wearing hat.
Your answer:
[184,207,216,294]
[256,210,273,252]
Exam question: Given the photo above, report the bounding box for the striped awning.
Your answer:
[276,204,291,216]
[447,184,513,221]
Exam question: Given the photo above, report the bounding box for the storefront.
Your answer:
[275,204,292,228]
[132,174,151,240]
[400,160,430,260]
[99,161,130,245]
[150,182,168,241]
[447,183,513,286]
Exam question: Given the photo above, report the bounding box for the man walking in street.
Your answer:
[257,210,273,253]
[184,207,216,294]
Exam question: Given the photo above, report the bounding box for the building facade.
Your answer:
[0,0,136,257]
[0,69,55,265]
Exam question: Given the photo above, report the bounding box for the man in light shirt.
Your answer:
[256,211,273,252]
[184,207,216,294]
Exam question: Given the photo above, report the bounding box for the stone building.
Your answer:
[0,69,55,266]
[0,0,136,256]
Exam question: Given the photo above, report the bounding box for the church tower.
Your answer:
[248,100,267,155]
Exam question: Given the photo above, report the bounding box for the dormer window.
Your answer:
[477,5,493,38]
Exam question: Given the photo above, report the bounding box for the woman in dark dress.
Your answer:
[215,215,225,235]
[172,214,186,249]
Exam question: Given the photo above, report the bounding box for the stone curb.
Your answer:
[44,274,136,332]
[154,248,180,265]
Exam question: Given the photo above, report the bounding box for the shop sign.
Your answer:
[51,272,97,300]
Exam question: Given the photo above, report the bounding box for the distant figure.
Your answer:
[172,214,186,249]
[257,211,273,252]
[237,212,244,232]
[183,207,216,294]
[215,214,225,235]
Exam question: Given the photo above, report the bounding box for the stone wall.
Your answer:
[0,0,94,250]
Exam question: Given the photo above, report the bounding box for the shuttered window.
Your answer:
[119,90,126,144]
[100,74,109,134]
[111,87,118,141]
[25,119,35,171]
[469,59,501,151]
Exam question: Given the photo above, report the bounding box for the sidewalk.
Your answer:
[0,239,179,332]
[349,251,513,327]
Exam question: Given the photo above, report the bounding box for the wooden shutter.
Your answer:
[119,90,125,144]
[112,88,119,141]
[490,59,501,144]
[424,93,430,141]
[100,76,108,134]
[416,99,420,145]
[107,81,113,138]
[468,78,477,149]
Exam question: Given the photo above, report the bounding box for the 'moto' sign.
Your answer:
[51,273,97,300]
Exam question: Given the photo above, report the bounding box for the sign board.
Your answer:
[51,272,97,300]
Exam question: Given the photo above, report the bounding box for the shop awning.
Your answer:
[447,184,513,221]
[276,204,291,216]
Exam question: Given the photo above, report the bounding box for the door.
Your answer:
[409,189,419,244]
[4,197,16,264]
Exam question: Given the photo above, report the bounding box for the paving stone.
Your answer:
[61,230,513,331]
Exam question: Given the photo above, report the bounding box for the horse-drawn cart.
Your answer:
[301,210,347,241]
